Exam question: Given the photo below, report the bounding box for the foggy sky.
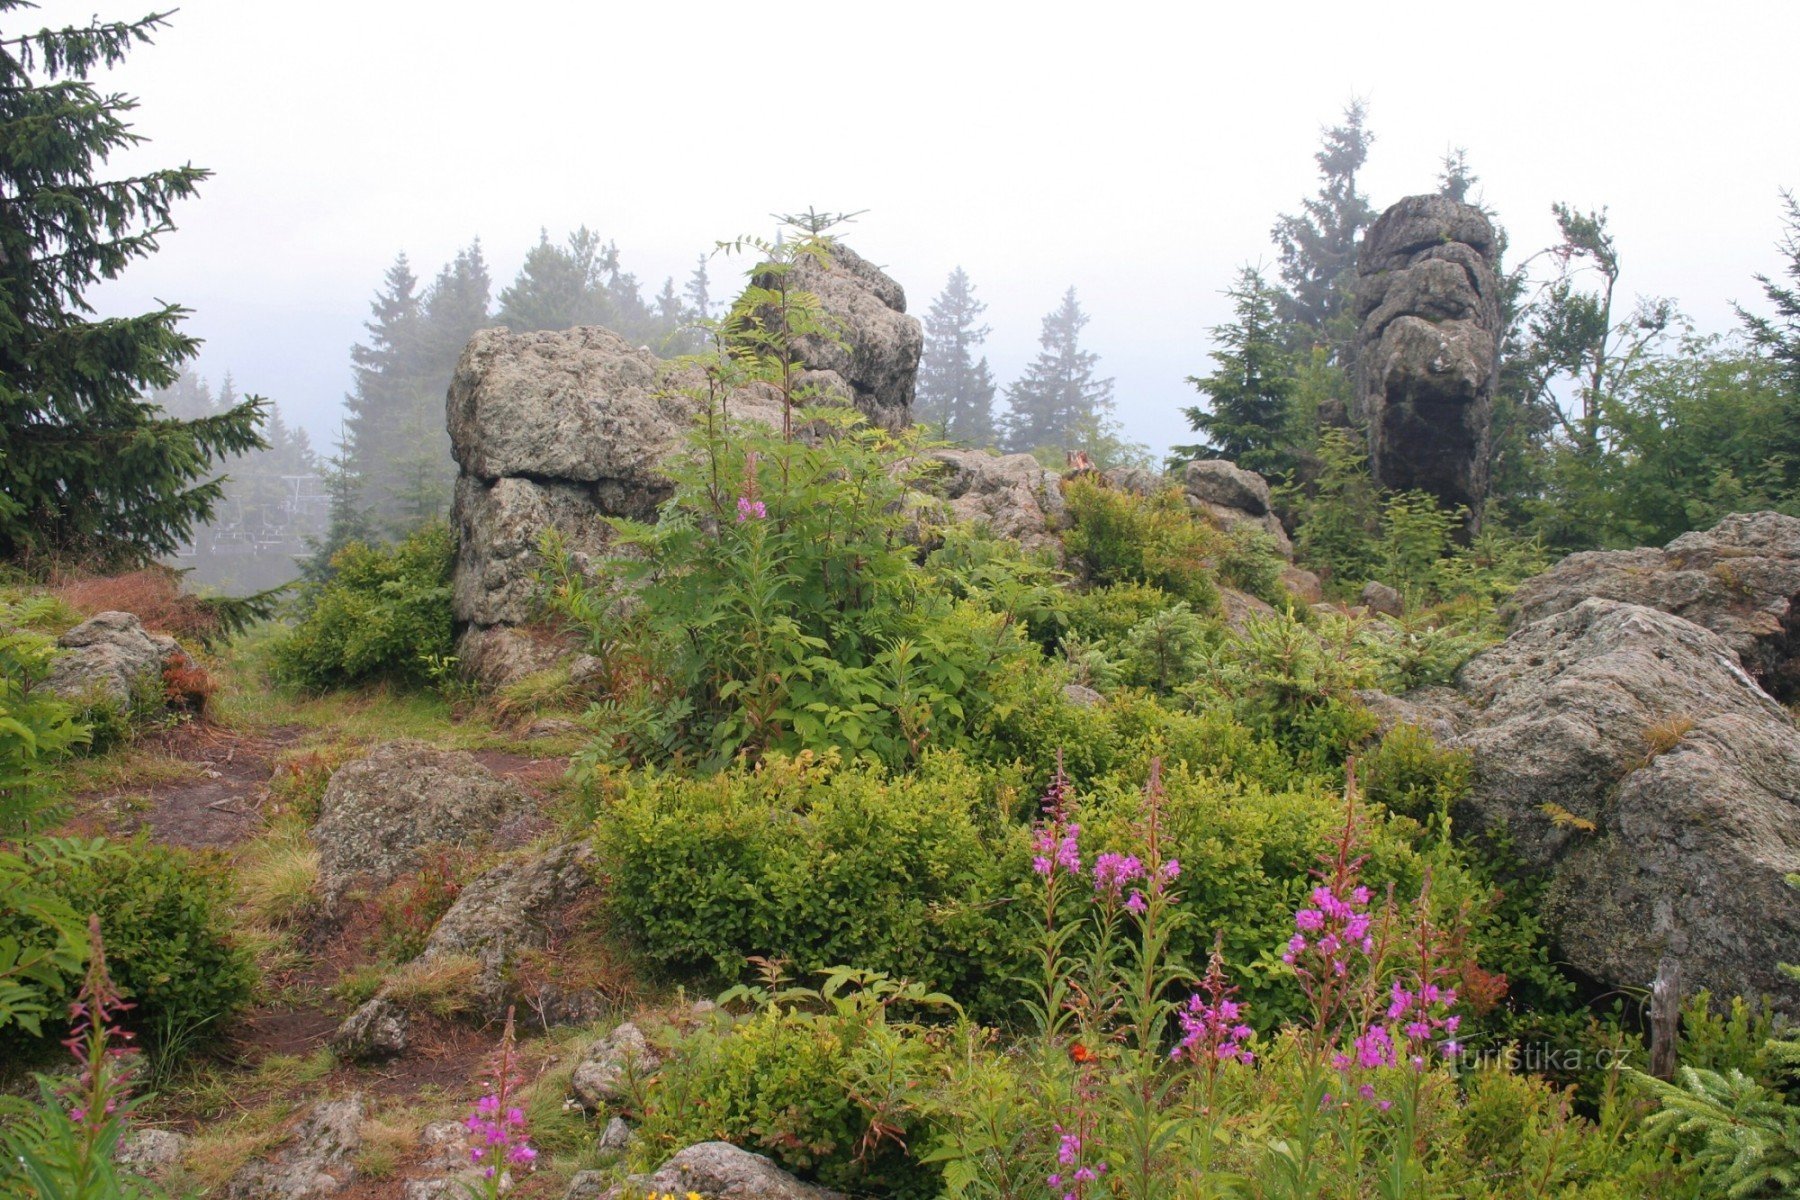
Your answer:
[71,0,1800,458]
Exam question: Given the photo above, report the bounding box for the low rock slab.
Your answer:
[1508,510,1800,700]
[600,1141,843,1200]
[311,741,527,910]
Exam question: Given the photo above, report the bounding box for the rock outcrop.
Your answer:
[921,449,1067,556]
[45,611,194,711]
[1443,598,1800,1007]
[1181,459,1293,557]
[447,245,921,685]
[1508,510,1800,701]
[1354,195,1503,528]
[310,741,526,909]
[759,243,920,431]
[600,1141,842,1200]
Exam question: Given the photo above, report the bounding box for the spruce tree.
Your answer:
[340,255,433,533]
[917,267,997,445]
[1173,267,1298,478]
[495,227,621,333]
[683,254,714,322]
[1271,100,1377,360]
[0,6,266,566]
[1739,190,1800,392]
[1437,148,1479,204]
[1000,288,1116,456]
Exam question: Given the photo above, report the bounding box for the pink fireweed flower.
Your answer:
[1092,852,1145,896]
[735,495,767,522]
[463,1008,536,1194]
[1032,823,1082,876]
[1176,939,1256,1068]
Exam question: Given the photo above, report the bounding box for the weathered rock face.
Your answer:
[447,244,920,686]
[1355,195,1502,527]
[922,449,1067,556]
[1445,598,1800,1007]
[1508,510,1800,701]
[1181,459,1293,557]
[310,741,526,908]
[760,243,921,431]
[226,1095,365,1200]
[45,611,193,711]
[602,1141,843,1200]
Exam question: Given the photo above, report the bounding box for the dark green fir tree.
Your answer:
[916,267,997,445]
[0,6,265,566]
[1173,266,1297,479]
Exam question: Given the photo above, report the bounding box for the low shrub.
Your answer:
[591,751,1035,1021]
[1362,723,1472,823]
[271,522,454,691]
[0,838,254,1052]
[636,972,947,1199]
[1061,581,1179,646]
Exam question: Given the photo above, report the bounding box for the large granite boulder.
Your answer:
[452,475,618,628]
[310,741,526,909]
[416,839,601,1020]
[600,1142,842,1200]
[1181,459,1292,557]
[1445,598,1800,1007]
[45,611,194,711]
[922,449,1067,556]
[332,839,603,1051]
[1508,510,1800,701]
[1354,195,1503,529]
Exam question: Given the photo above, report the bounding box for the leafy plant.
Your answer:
[0,838,254,1053]
[638,968,952,1198]
[0,599,91,834]
[549,232,1034,771]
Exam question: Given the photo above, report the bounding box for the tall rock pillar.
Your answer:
[1354,195,1502,531]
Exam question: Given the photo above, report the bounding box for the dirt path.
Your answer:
[72,721,306,849]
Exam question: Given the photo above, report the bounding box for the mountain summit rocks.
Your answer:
[445,243,921,685]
